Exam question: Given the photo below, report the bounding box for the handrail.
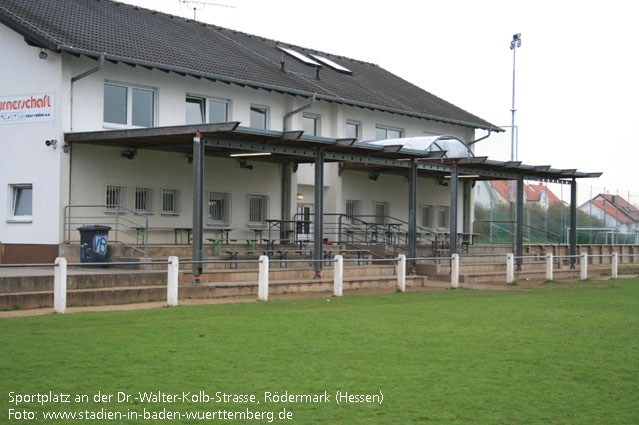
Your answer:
[293,212,439,248]
[63,204,149,256]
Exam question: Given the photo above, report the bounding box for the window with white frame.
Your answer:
[104,82,155,128]
[344,199,361,224]
[134,187,153,214]
[375,125,402,140]
[302,113,319,136]
[374,201,389,224]
[161,188,180,215]
[186,96,229,125]
[421,204,434,228]
[250,106,268,129]
[346,120,360,140]
[185,97,205,124]
[208,192,231,226]
[105,185,127,213]
[248,194,269,226]
[8,184,32,221]
[437,205,450,229]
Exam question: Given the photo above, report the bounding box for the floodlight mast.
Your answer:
[509,33,522,203]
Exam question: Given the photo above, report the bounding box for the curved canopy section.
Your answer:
[365,135,474,158]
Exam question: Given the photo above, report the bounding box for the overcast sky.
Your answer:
[120,0,639,198]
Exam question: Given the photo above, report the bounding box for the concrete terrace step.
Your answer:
[417,261,549,275]
[0,275,427,309]
[429,265,612,285]
[0,269,167,293]
[0,265,397,294]
[197,265,397,284]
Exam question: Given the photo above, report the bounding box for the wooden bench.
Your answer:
[135,227,192,245]
[208,238,258,256]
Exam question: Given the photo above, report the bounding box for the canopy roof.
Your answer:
[64,124,602,183]
[366,135,474,158]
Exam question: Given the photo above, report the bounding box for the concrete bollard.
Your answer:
[167,256,179,307]
[334,255,343,296]
[580,252,588,280]
[612,252,618,278]
[258,255,269,301]
[397,254,406,292]
[506,253,514,284]
[546,253,553,281]
[54,257,67,314]
[451,253,459,288]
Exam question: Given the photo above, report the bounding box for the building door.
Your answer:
[296,204,312,240]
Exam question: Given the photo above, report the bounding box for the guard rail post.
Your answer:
[54,257,67,314]
[167,256,179,307]
[580,252,588,280]
[397,254,406,292]
[258,255,269,301]
[451,253,459,289]
[334,255,343,296]
[506,253,514,284]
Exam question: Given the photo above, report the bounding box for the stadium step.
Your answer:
[0,275,428,310]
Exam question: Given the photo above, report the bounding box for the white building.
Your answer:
[1,0,505,263]
[2,1,597,264]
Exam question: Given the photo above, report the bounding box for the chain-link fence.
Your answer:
[474,180,639,245]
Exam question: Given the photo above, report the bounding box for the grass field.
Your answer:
[1,280,638,424]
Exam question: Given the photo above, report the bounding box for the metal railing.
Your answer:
[63,204,149,256]
[292,213,439,256]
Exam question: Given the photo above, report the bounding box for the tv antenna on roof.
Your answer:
[179,1,235,20]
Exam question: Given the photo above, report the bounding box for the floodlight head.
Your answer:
[510,33,522,49]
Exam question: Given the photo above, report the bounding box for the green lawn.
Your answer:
[1,280,638,424]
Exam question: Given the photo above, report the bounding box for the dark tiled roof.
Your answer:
[0,0,500,131]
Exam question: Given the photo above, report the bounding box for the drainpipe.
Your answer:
[467,129,491,146]
[283,93,316,132]
[281,94,316,237]
[70,54,105,132]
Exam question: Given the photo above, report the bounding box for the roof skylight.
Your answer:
[277,46,321,67]
[309,54,352,74]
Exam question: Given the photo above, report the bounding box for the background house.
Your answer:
[475,180,562,210]
[579,194,639,233]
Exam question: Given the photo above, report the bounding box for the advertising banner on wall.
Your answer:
[0,93,55,124]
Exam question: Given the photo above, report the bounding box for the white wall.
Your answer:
[0,25,64,245]
[341,169,463,230]
[71,145,282,242]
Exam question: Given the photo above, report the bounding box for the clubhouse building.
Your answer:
[0,0,599,268]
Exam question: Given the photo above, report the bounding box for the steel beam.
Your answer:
[570,178,577,268]
[192,133,204,282]
[516,178,524,270]
[449,165,458,254]
[407,160,417,273]
[203,138,417,168]
[314,151,325,277]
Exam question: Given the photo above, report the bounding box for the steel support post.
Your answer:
[407,159,418,273]
[449,164,458,255]
[280,162,290,241]
[192,133,204,282]
[313,151,324,277]
[570,178,577,268]
[516,177,524,270]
